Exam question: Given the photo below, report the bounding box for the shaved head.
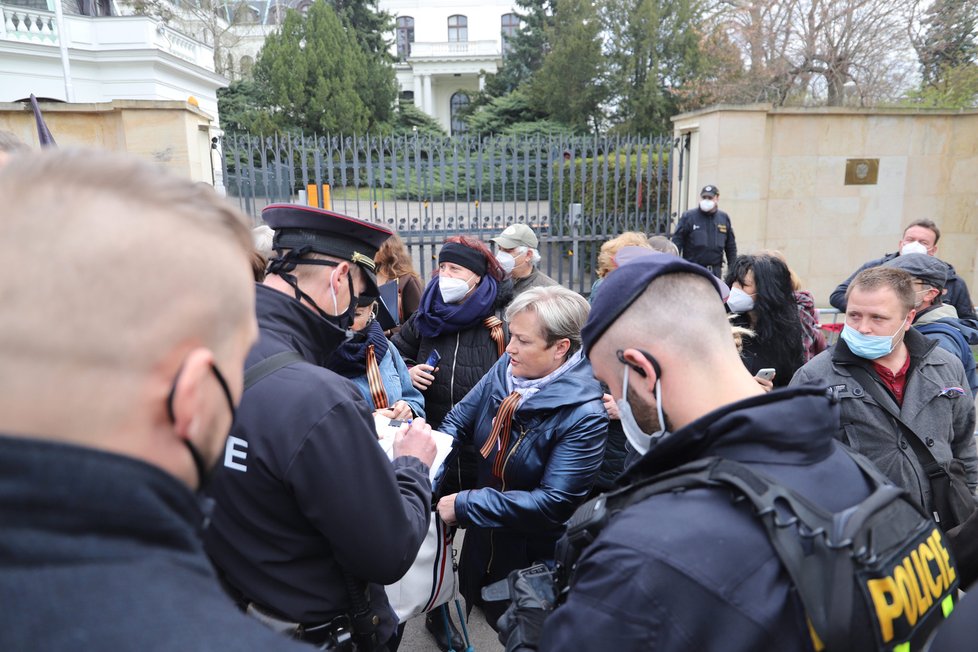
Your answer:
[591,272,735,364]
[0,149,256,436]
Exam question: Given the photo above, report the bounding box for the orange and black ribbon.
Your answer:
[484,316,505,358]
[365,344,389,410]
[480,391,521,479]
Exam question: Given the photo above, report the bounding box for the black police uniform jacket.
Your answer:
[539,386,875,651]
[0,435,308,652]
[671,207,737,269]
[204,284,431,642]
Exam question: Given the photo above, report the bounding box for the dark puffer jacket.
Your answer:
[393,280,513,429]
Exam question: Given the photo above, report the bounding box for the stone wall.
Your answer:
[0,100,218,184]
[672,105,978,308]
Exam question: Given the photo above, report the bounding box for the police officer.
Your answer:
[671,184,737,277]
[0,150,308,651]
[499,254,933,651]
[204,204,437,650]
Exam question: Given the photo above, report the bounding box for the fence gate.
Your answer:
[222,132,674,295]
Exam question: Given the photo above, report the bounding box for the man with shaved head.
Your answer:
[498,254,950,651]
[0,149,306,650]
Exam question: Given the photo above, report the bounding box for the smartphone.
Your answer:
[756,368,776,381]
[425,349,441,368]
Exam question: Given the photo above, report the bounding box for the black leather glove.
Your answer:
[495,565,556,652]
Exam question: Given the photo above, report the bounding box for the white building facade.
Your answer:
[0,0,225,119]
[383,0,517,133]
[218,0,518,133]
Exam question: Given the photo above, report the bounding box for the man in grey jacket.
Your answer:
[791,266,976,521]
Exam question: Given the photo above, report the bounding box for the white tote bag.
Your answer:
[385,514,457,623]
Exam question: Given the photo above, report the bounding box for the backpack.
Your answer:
[914,319,978,395]
[555,453,959,652]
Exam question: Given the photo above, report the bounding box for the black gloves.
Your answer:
[495,564,557,652]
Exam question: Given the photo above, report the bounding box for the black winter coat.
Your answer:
[392,280,513,429]
[204,285,431,643]
[0,435,307,652]
[540,387,876,651]
[671,207,737,271]
[830,252,976,320]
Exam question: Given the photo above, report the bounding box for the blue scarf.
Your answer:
[326,320,389,378]
[414,275,499,338]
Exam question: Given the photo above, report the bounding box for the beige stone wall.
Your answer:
[672,105,978,309]
[0,100,216,183]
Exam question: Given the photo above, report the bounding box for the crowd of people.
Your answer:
[2,146,978,652]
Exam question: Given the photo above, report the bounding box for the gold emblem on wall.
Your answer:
[845,158,879,185]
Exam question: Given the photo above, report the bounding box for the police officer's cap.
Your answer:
[262,204,392,297]
[582,253,728,355]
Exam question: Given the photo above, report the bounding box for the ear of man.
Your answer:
[169,347,217,445]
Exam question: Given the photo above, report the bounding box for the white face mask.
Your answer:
[901,241,928,256]
[496,251,516,276]
[699,199,716,212]
[617,362,668,456]
[439,276,471,304]
[726,287,755,313]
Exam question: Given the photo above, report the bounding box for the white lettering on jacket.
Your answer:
[224,436,248,472]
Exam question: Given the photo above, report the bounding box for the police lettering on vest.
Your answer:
[862,527,957,647]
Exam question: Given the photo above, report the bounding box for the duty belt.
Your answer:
[245,602,354,649]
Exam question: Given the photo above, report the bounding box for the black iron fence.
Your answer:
[221,132,674,294]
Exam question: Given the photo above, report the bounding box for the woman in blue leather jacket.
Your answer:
[436,285,609,628]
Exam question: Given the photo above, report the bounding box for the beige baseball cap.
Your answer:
[492,223,538,249]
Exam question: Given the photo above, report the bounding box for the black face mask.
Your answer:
[267,247,358,348]
[167,362,236,492]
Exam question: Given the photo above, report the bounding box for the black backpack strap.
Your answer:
[244,351,305,390]
[706,457,907,652]
[559,453,906,651]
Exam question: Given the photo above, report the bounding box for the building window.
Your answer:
[448,15,467,43]
[399,90,415,105]
[501,13,519,56]
[239,55,255,77]
[451,92,470,135]
[396,16,414,60]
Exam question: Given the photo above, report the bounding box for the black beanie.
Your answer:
[439,242,487,276]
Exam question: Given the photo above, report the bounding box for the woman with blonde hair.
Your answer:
[374,232,423,329]
[590,231,652,304]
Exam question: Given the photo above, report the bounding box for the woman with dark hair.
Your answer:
[724,254,806,387]
[374,232,423,330]
[393,235,512,428]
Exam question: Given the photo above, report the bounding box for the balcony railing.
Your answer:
[0,4,214,71]
[1,0,57,44]
[408,40,499,59]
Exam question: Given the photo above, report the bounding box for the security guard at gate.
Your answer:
[671,184,737,277]
[204,204,436,649]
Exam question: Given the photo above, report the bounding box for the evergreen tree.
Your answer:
[602,0,705,134]
[328,0,393,58]
[253,0,396,133]
[916,0,978,90]
[484,0,556,97]
[527,0,606,132]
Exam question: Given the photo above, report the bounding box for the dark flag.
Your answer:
[30,94,57,147]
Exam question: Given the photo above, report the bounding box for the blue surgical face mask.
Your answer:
[840,320,907,360]
[617,362,668,456]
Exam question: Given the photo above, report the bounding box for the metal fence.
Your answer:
[221,132,674,295]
